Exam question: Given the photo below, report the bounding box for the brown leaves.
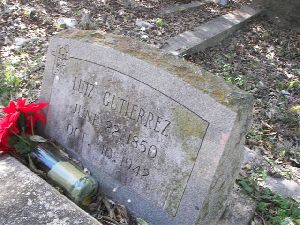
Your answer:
[87,195,134,225]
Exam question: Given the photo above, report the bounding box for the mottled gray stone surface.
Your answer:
[242,146,262,166]
[162,6,261,56]
[219,185,257,225]
[0,156,101,225]
[39,30,253,225]
[264,177,300,201]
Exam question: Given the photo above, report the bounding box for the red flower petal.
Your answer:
[2,101,16,114]
[35,111,47,125]
[0,143,12,154]
[20,102,48,113]
[0,112,20,131]
[16,98,26,108]
[0,111,20,148]
[0,131,10,147]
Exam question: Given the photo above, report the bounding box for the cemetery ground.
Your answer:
[0,1,299,225]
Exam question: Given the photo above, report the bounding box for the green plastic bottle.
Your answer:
[30,143,98,206]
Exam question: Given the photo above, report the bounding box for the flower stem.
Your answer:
[30,115,34,135]
[10,129,31,146]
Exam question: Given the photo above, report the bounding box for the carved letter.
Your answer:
[129,105,138,120]
[72,77,77,90]
[144,112,154,128]
[83,81,90,96]
[142,168,150,177]
[111,95,118,110]
[161,120,171,136]
[67,123,73,135]
[77,104,82,117]
[88,84,95,98]
[154,116,162,133]
[119,98,127,114]
[137,107,145,123]
[72,104,78,114]
[132,166,141,176]
[92,113,100,126]
[84,109,92,123]
[103,91,111,106]
[78,79,84,93]
[124,101,130,116]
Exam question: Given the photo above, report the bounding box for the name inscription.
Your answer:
[72,76,171,137]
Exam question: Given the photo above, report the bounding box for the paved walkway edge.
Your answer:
[162,5,262,56]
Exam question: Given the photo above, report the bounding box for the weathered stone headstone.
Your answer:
[40,30,253,225]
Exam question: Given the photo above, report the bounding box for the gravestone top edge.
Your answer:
[53,29,253,112]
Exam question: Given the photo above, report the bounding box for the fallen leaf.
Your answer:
[29,135,47,142]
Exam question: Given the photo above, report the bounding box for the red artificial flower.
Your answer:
[2,98,26,114]
[0,98,48,154]
[0,112,20,148]
[2,98,48,134]
[3,98,48,116]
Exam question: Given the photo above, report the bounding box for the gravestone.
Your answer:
[40,30,253,225]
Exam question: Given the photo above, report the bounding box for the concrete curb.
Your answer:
[0,156,102,225]
[162,5,262,56]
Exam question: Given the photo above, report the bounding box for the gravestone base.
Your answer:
[218,185,257,225]
[40,30,253,225]
[0,156,102,225]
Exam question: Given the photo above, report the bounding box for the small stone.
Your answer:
[257,81,266,89]
[14,37,30,48]
[135,19,154,29]
[2,5,16,15]
[249,88,258,93]
[281,90,290,95]
[141,34,149,40]
[84,167,91,175]
[57,17,78,29]
[29,9,38,20]
[264,177,300,201]
[0,35,4,47]
[218,0,228,6]
[242,147,262,166]
[4,36,12,45]
[14,36,38,49]
[282,217,295,225]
